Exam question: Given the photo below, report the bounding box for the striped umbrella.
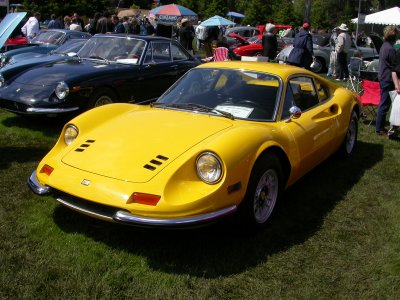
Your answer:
[149,4,198,26]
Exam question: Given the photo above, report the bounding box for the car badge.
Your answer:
[81,179,91,186]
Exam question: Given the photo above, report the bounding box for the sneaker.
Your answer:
[376,130,388,136]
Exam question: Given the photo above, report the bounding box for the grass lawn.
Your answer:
[1,93,400,298]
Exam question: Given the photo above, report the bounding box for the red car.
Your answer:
[231,33,292,58]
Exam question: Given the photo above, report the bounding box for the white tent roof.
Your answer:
[352,6,400,25]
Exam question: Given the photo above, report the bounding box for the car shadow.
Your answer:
[0,146,51,170]
[52,140,383,278]
[1,114,69,137]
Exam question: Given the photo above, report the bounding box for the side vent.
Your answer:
[75,140,96,152]
[143,155,169,171]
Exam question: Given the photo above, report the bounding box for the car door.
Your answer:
[124,41,194,102]
[279,76,339,178]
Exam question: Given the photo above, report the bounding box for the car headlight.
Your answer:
[0,73,4,87]
[196,152,223,184]
[64,124,79,145]
[55,81,69,100]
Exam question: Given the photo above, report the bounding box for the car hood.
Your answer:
[0,12,27,49]
[11,59,131,85]
[61,108,233,183]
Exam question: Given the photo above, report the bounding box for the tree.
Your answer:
[243,0,268,26]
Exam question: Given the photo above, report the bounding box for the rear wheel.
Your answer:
[240,153,283,227]
[87,88,117,109]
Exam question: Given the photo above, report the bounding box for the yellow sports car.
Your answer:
[28,62,360,228]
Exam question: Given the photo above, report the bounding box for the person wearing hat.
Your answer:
[262,23,278,61]
[335,23,352,81]
[179,18,195,54]
[286,22,315,70]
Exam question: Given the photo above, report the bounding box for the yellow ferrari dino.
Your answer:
[28,62,360,228]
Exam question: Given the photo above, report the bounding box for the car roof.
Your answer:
[92,33,175,42]
[196,61,316,81]
[0,12,27,49]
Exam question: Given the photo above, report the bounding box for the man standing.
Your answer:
[21,12,41,43]
[262,23,278,61]
[335,23,351,81]
[286,22,315,70]
[47,14,62,29]
[376,26,400,136]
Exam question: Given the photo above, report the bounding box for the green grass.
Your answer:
[1,106,400,299]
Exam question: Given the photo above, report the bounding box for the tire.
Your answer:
[338,110,358,157]
[87,88,117,109]
[240,153,283,227]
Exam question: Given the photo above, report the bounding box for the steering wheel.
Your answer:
[236,99,262,109]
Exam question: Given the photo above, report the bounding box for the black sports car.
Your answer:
[0,34,200,116]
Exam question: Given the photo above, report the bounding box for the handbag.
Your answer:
[389,90,400,126]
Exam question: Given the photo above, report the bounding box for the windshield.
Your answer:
[32,31,64,44]
[52,39,87,54]
[156,68,281,121]
[77,36,146,64]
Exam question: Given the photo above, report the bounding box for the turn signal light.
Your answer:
[40,164,54,176]
[128,192,161,206]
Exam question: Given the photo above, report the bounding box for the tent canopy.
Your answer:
[227,12,245,18]
[352,6,400,25]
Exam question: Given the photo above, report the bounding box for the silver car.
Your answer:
[276,34,382,73]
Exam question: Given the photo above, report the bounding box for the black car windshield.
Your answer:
[156,68,281,121]
[32,31,64,44]
[77,36,146,64]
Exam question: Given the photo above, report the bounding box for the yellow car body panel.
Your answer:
[29,62,359,227]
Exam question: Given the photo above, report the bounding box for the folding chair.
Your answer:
[213,47,229,62]
[346,57,363,94]
[359,79,380,125]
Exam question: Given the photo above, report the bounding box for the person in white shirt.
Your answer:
[21,12,41,43]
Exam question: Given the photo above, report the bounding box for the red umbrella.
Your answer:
[149,4,198,25]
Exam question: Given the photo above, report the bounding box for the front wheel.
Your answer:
[87,88,117,110]
[240,153,283,227]
[338,110,358,157]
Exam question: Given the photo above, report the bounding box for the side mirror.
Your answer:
[289,106,302,119]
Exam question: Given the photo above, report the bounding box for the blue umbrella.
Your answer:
[227,12,245,18]
[200,15,236,27]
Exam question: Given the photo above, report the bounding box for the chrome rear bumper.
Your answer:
[27,171,237,228]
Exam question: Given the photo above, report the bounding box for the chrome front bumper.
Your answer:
[27,171,237,228]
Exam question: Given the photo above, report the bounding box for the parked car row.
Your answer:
[0,14,360,230]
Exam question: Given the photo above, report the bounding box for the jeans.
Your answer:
[376,82,394,132]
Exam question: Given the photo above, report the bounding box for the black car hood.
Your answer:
[368,33,383,54]
[11,59,139,86]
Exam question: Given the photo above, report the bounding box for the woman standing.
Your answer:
[262,23,278,61]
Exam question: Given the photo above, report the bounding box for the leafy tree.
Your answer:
[243,0,268,26]
[203,0,228,19]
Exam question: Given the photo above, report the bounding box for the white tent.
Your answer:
[352,6,400,25]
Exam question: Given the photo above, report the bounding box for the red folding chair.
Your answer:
[359,79,380,125]
[213,47,229,62]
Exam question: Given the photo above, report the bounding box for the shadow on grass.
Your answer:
[1,114,69,138]
[52,140,383,278]
[0,146,51,170]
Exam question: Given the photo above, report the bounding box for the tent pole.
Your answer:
[356,0,361,45]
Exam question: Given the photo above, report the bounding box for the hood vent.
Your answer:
[74,140,96,152]
[144,155,169,171]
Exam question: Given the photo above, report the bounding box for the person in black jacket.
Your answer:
[262,23,278,61]
[286,22,315,69]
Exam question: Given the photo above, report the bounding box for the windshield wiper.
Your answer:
[151,102,234,120]
[88,55,109,64]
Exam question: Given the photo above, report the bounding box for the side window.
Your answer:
[281,83,295,120]
[315,80,330,102]
[288,76,319,111]
[171,43,190,61]
[152,42,171,63]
